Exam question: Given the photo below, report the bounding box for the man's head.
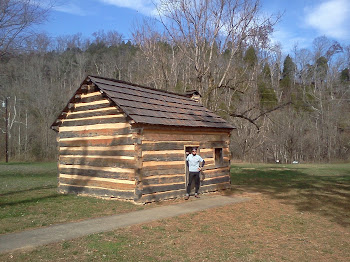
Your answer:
[192,148,197,155]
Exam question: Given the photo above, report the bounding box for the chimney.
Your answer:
[184,90,202,103]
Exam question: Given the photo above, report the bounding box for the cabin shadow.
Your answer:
[60,135,135,199]
[0,194,63,207]
[230,167,350,227]
[0,185,56,197]
[60,139,89,195]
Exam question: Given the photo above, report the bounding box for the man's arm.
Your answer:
[198,158,205,171]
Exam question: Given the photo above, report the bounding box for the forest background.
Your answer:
[0,0,349,163]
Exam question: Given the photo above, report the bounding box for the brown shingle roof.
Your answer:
[53,76,235,130]
[89,76,234,130]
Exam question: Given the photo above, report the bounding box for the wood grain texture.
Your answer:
[142,133,228,142]
[58,168,134,180]
[62,115,126,126]
[56,86,233,201]
[80,91,101,98]
[60,174,134,184]
[59,184,135,199]
[59,178,135,190]
[59,157,135,169]
[142,182,185,194]
[59,145,135,151]
[59,122,130,132]
[59,134,133,142]
[59,127,132,138]
[142,152,185,162]
[59,164,134,173]
[60,155,134,160]
[59,136,134,147]
[74,99,110,108]
[142,174,185,185]
[67,107,122,119]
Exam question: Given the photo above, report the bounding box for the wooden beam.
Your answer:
[142,150,183,156]
[142,160,184,167]
[62,114,124,122]
[80,91,101,98]
[59,123,130,132]
[142,174,185,185]
[59,164,134,173]
[59,137,134,147]
[142,128,231,135]
[141,168,186,177]
[59,145,135,151]
[75,100,110,108]
[138,181,230,203]
[58,168,134,180]
[142,153,185,162]
[59,127,132,138]
[142,163,184,171]
[60,150,135,157]
[141,141,228,151]
[142,140,200,144]
[59,184,135,199]
[60,155,134,160]
[61,117,127,127]
[59,158,135,169]
[59,178,135,190]
[59,134,132,142]
[142,182,185,194]
[142,133,227,142]
[60,174,134,184]
[68,107,120,116]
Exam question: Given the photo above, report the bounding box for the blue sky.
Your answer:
[36,0,350,53]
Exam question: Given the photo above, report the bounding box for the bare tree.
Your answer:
[156,0,279,104]
[0,0,53,56]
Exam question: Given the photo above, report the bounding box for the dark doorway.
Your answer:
[184,146,199,191]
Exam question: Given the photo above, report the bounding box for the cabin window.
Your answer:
[215,148,223,166]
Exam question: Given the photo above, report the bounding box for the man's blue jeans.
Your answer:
[186,171,200,195]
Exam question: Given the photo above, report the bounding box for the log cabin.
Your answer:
[51,75,235,203]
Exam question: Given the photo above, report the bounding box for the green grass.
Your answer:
[0,162,143,234]
[1,162,350,261]
[230,163,350,226]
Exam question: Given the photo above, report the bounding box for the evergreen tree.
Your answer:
[340,68,350,82]
[244,46,257,68]
[282,55,296,80]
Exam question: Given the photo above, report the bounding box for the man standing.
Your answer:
[185,148,205,200]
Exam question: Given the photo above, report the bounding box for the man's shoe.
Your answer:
[194,194,200,198]
[184,196,189,200]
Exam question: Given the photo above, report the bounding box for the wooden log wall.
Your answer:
[58,85,137,200]
[138,129,231,203]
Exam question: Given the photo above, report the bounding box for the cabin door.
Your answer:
[184,146,199,190]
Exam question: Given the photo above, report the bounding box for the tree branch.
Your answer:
[231,102,292,131]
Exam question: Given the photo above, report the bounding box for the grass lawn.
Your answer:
[230,163,350,227]
[0,162,143,234]
[1,163,350,261]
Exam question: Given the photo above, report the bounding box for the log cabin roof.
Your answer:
[52,75,235,130]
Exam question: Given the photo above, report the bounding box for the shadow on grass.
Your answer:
[230,167,350,227]
[0,185,56,197]
[0,193,62,207]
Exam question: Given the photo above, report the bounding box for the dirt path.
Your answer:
[0,195,249,254]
